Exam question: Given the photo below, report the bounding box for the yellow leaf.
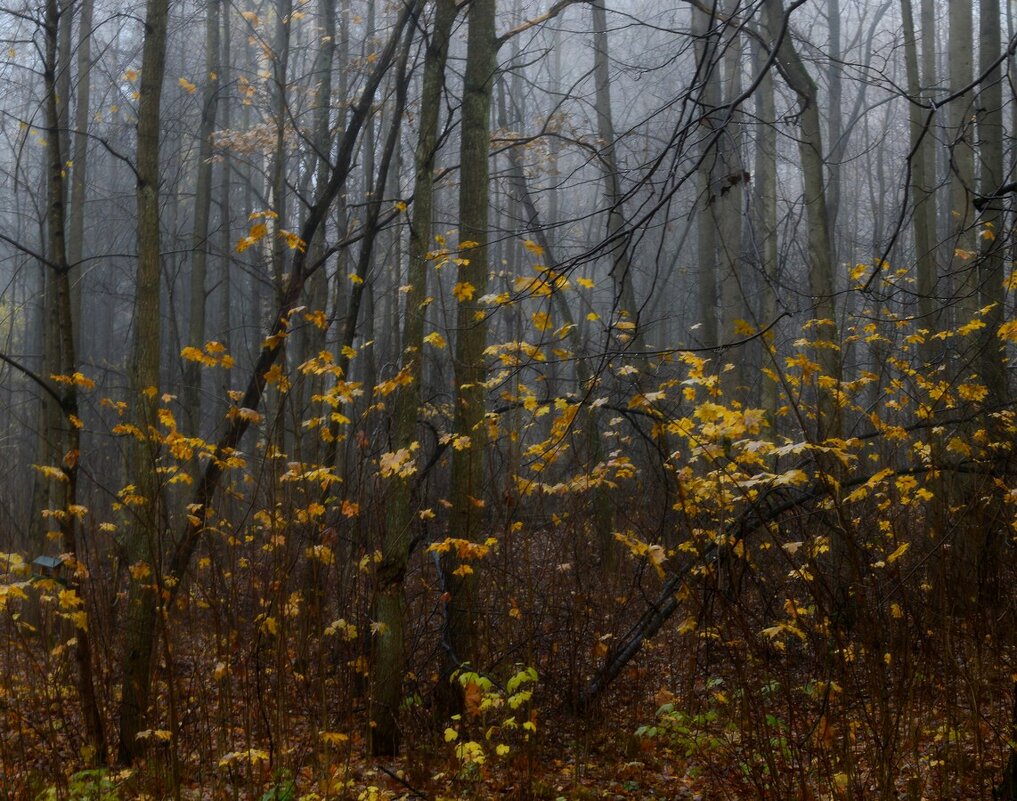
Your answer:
[280,229,306,251]
[999,320,1017,341]
[32,465,68,482]
[886,542,909,564]
[453,281,476,302]
[957,382,988,402]
[320,731,349,746]
[379,448,417,479]
[232,407,263,424]
[424,331,447,349]
[531,311,552,331]
[178,77,197,94]
[303,310,328,329]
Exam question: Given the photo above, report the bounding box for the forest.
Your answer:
[0,0,1015,796]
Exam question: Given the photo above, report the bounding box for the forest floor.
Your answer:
[4,534,1015,800]
[9,619,1012,801]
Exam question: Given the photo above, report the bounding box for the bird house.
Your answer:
[32,555,67,584]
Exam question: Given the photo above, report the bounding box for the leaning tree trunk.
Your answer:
[114,0,420,763]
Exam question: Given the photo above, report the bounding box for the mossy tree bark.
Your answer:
[370,0,457,757]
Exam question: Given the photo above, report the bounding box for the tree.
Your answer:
[370,0,457,757]
[183,0,222,434]
[119,0,172,762]
[42,0,105,760]
[116,0,422,761]
[443,0,497,698]
[764,0,840,439]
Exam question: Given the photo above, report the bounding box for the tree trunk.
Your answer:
[443,0,497,700]
[900,0,938,364]
[976,0,1005,405]
[751,32,779,417]
[118,0,172,763]
[948,0,976,325]
[67,0,92,350]
[44,0,106,761]
[184,0,222,434]
[369,0,456,757]
[115,0,420,763]
[591,0,643,350]
[766,0,840,439]
[692,5,720,350]
[717,0,744,396]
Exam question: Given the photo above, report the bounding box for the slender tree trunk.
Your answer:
[115,1,420,764]
[752,33,779,417]
[977,0,1005,404]
[717,0,744,396]
[496,85,615,582]
[766,0,853,624]
[67,0,92,350]
[298,0,335,466]
[591,0,642,349]
[900,0,938,363]
[184,0,222,434]
[366,0,449,752]
[825,0,843,241]
[119,0,171,762]
[948,0,976,325]
[766,0,840,438]
[367,0,455,757]
[294,0,336,663]
[217,0,233,383]
[444,0,497,698]
[974,0,1006,604]
[44,0,106,761]
[693,5,720,349]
